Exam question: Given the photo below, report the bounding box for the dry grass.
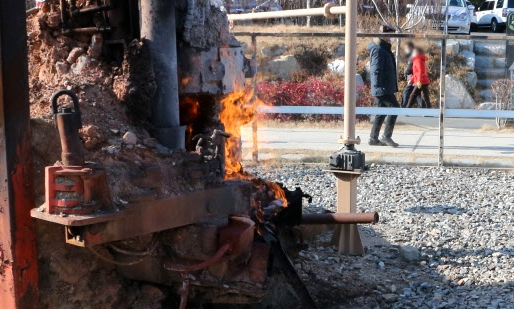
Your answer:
[478,123,514,133]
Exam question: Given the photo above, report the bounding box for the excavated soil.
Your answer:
[27,3,222,308]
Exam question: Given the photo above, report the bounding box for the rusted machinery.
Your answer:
[1,0,376,308]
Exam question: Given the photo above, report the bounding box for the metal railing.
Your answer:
[234,31,514,166]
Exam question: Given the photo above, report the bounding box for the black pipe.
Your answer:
[62,26,112,34]
[60,0,67,25]
[140,0,185,149]
[72,4,113,16]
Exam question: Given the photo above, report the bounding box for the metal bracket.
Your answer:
[325,170,365,255]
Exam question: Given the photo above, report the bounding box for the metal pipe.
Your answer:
[62,26,112,34]
[343,0,357,144]
[60,0,67,25]
[179,278,190,309]
[228,5,346,21]
[439,38,446,167]
[233,31,509,40]
[140,0,185,149]
[251,35,259,163]
[301,212,379,225]
[164,243,231,272]
[72,4,113,16]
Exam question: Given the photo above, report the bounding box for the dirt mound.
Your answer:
[26,4,220,308]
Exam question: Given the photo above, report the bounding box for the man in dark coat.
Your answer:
[367,34,400,147]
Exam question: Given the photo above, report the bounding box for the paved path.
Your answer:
[241,120,514,166]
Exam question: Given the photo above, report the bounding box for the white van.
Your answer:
[476,0,514,32]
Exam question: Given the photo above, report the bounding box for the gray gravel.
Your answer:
[246,164,514,309]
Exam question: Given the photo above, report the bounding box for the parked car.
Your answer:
[407,0,472,34]
[466,1,478,30]
[476,0,514,32]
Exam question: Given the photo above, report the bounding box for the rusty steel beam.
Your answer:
[32,181,253,247]
[0,0,40,307]
[301,212,379,225]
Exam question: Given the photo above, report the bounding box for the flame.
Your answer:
[219,91,287,208]
[220,91,257,178]
[180,97,200,124]
[267,182,287,208]
[180,96,200,146]
[182,77,192,85]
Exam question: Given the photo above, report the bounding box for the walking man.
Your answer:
[367,27,400,148]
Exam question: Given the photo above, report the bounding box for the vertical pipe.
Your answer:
[339,0,343,28]
[251,35,259,163]
[439,0,449,166]
[0,0,40,307]
[306,0,311,27]
[439,38,446,167]
[343,0,357,143]
[140,0,185,149]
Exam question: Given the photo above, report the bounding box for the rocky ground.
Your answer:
[246,164,514,309]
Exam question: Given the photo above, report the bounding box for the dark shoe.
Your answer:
[369,138,386,146]
[380,137,399,148]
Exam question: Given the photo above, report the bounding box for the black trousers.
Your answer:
[406,84,431,108]
[370,94,399,140]
[401,83,422,108]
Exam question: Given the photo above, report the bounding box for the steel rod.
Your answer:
[343,0,357,144]
[62,26,112,34]
[301,212,379,225]
[251,35,259,163]
[228,6,346,21]
[439,38,447,167]
[233,31,510,40]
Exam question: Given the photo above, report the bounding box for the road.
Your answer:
[397,116,496,129]
[241,117,514,166]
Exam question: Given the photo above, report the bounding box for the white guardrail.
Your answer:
[256,106,514,118]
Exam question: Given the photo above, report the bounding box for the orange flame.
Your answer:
[220,91,257,178]
[267,182,287,208]
[220,90,288,208]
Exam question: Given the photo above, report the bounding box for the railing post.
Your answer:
[251,34,259,163]
[306,0,311,27]
[439,38,446,167]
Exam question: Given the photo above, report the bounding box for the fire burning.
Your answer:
[219,90,288,208]
[220,91,256,178]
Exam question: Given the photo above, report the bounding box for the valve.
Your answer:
[45,90,112,215]
[51,89,85,166]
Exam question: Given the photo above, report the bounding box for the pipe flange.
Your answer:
[324,3,337,19]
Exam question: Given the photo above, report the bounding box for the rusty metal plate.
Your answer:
[219,47,245,94]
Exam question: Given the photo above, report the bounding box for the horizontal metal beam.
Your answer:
[233,31,511,41]
[257,106,514,119]
[49,181,253,247]
[228,5,346,21]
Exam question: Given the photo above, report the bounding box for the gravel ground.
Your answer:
[246,164,514,309]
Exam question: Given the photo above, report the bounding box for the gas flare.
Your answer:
[220,91,257,178]
[219,90,288,208]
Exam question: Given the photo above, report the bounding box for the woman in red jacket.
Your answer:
[405,47,432,108]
